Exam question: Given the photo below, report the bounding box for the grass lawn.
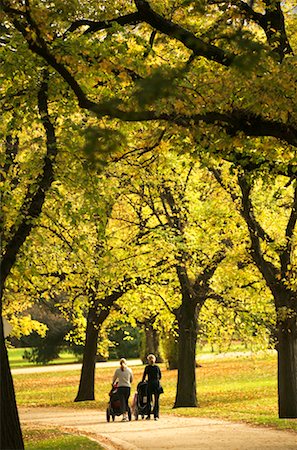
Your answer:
[8,348,79,368]
[13,352,297,433]
[23,428,104,450]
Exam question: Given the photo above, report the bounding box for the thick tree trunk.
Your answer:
[277,310,297,418]
[174,301,198,408]
[261,284,297,418]
[74,312,99,402]
[74,298,113,402]
[0,316,24,450]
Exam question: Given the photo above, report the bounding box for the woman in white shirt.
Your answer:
[112,358,133,421]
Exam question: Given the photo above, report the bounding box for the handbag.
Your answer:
[158,384,164,394]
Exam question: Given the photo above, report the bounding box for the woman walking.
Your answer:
[112,358,133,421]
[142,354,162,420]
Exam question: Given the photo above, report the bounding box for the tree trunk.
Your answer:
[74,299,113,402]
[237,172,297,419]
[74,311,99,402]
[0,73,57,447]
[277,309,297,418]
[0,316,24,449]
[75,277,161,401]
[259,284,297,418]
[142,323,163,363]
[174,300,198,407]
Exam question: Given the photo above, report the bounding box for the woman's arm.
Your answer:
[141,366,147,382]
[112,370,118,385]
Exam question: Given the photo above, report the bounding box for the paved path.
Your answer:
[20,407,297,450]
[11,351,276,375]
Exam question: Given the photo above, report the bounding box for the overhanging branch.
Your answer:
[87,104,297,149]
[237,172,278,286]
[1,70,58,289]
[2,1,297,162]
[280,183,297,275]
[64,12,142,36]
[134,0,234,66]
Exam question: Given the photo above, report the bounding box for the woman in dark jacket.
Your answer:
[142,353,162,420]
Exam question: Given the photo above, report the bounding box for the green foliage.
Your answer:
[162,331,179,370]
[83,126,126,168]
[107,323,141,359]
[134,67,179,106]
[18,298,74,364]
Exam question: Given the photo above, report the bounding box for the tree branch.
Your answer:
[237,172,278,287]
[209,0,265,27]
[65,12,142,36]
[208,166,239,204]
[280,183,297,275]
[2,2,297,151]
[86,106,297,149]
[210,0,293,61]
[0,3,92,110]
[65,1,234,65]
[1,70,58,289]
[238,173,274,243]
[134,0,234,66]
[263,0,293,61]
[192,250,226,295]
[37,224,75,252]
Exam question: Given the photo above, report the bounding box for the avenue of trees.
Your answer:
[1,1,297,448]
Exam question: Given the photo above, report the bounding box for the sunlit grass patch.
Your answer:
[23,428,103,450]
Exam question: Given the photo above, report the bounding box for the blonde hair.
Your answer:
[147,354,156,365]
[120,357,127,371]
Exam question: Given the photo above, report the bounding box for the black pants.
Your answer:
[147,383,160,418]
[117,386,130,414]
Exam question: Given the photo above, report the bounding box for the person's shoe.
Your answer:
[145,416,150,420]
[154,417,159,421]
[122,417,128,421]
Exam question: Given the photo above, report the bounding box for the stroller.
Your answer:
[106,383,132,422]
[133,381,149,420]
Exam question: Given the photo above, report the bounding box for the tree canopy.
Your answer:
[1,1,297,448]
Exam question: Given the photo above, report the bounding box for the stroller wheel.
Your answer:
[106,408,110,422]
[112,414,115,422]
[142,415,144,420]
[128,406,132,421]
